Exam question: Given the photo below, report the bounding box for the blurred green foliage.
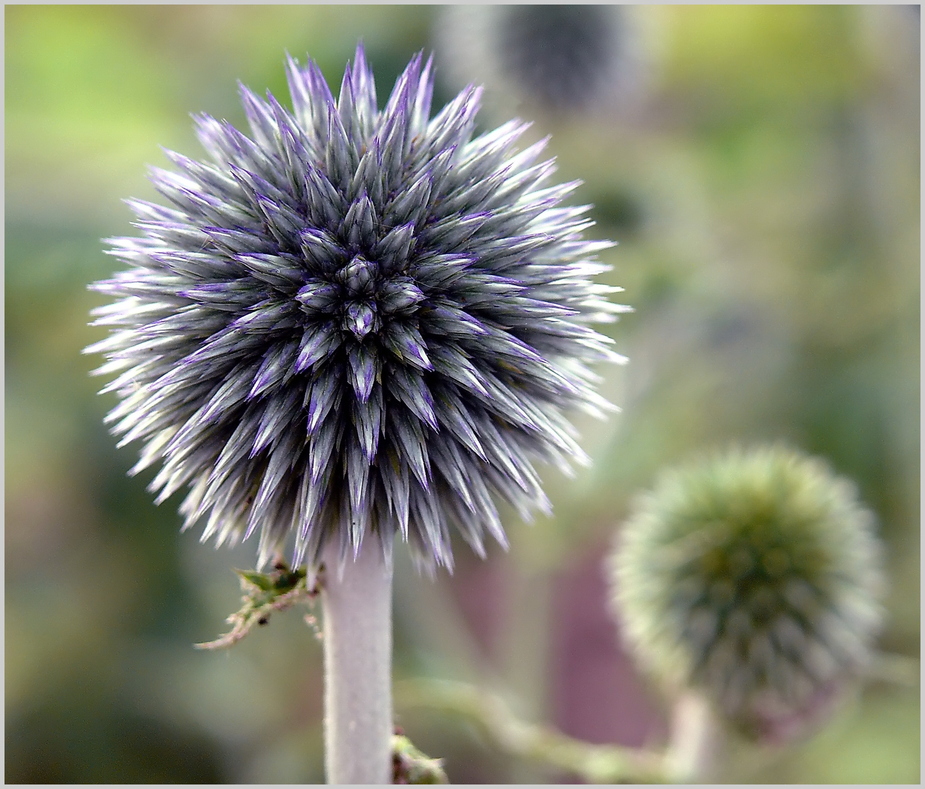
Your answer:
[6,5,918,783]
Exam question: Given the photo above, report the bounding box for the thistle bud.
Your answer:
[609,445,885,742]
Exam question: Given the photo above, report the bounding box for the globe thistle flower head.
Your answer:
[609,445,885,742]
[86,45,627,573]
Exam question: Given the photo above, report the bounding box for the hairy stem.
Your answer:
[322,540,393,784]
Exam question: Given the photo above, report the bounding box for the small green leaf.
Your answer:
[392,733,449,784]
[196,560,320,650]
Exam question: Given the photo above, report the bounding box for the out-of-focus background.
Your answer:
[5,5,919,783]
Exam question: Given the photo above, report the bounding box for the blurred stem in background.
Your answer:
[664,691,721,783]
[397,651,918,785]
[396,678,667,784]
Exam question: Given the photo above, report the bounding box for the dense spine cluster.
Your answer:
[87,46,626,570]
[610,446,884,740]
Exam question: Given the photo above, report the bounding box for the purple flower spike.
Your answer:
[86,45,629,571]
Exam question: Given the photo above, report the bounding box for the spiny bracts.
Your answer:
[86,45,627,571]
[609,445,884,742]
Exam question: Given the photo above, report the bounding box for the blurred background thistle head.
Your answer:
[609,444,886,743]
[85,44,626,573]
[435,5,655,122]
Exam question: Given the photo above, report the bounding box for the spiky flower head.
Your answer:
[86,45,626,572]
[608,445,885,742]
[436,5,652,118]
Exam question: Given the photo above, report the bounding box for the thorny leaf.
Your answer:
[392,732,449,784]
[195,558,322,650]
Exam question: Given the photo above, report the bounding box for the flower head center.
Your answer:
[344,299,379,340]
[337,255,377,297]
[334,255,379,340]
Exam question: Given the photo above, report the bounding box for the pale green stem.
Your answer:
[664,690,721,783]
[322,540,393,784]
[396,678,667,783]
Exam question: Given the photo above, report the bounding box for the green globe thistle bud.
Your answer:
[609,445,886,742]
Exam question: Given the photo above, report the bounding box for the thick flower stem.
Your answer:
[322,540,393,784]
